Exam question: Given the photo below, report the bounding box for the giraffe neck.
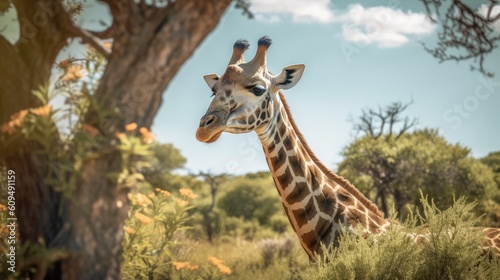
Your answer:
[255,92,390,259]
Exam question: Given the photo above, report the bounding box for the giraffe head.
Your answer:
[196,36,305,143]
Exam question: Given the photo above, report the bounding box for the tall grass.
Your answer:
[303,196,500,280]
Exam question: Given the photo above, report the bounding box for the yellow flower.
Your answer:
[207,256,224,266]
[148,192,155,199]
[134,193,152,206]
[173,261,190,270]
[134,212,153,225]
[123,226,136,235]
[188,264,199,271]
[207,256,231,275]
[179,188,198,200]
[62,64,84,82]
[155,188,171,197]
[139,127,155,143]
[217,264,232,275]
[1,109,29,135]
[0,204,7,212]
[30,105,52,116]
[115,131,125,139]
[125,122,137,131]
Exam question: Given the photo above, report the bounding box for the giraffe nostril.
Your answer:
[201,115,217,127]
[205,118,214,126]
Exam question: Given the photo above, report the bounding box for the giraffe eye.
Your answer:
[210,85,217,97]
[251,85,266,96]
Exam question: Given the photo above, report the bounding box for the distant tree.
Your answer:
[420,0,500,77]
[147,143,187,173]
[482,151,500,178]
[196,171,231,243]
[341,102,498,221]
[217,175,281,225]
[481,151,500,226]
[140,143,191,191]
[346,101,417,215]
[339,129,498,221]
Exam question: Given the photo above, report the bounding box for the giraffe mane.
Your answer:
[277,92,385,218]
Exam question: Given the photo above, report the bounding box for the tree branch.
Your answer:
[57,7,111,58]
[420,0,500,77]
[89,24,115,39]
[354,101,417,141]
[70,27,111,58]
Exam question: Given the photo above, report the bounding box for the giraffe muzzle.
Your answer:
[196,113,226,143]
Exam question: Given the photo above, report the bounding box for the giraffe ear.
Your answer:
[203,74,219,89]
[272,64,305,91]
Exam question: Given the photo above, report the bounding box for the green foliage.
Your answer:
[304,196,500,280]
[0,44,164,277]
[187,236,308,280]
[269,214,290,234]
[217,174,281,226]
[122,189,194,279]
[481,152,500,173]
[257,234,296,268]
[141,143,186,179]
[122,187,239,280]
[339,129,500,224]
[187,172,293,242]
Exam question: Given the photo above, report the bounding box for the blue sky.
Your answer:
[1,1,499,175]
[153,1,500,175]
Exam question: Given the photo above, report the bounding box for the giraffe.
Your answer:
[195,36,500,261]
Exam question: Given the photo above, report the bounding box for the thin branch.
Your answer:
[354,101,417,140]
[89,25,115,39]
[70,27,111,58]
[420,0,500,77]
[40,0,112,58]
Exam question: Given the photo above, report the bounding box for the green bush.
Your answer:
[217,181,280,225]
[303,196,500,280]
[269,214,292,234]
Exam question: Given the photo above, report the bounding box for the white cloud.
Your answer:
[250,0,335,23]
[335,4,436,48]
[249,2,436,48]
[477,4,500,31]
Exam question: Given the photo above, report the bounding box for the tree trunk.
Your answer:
[1,0,232,278]
[375,184,389,217]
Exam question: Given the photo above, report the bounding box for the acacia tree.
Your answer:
[339,129,498,220]
[0,0,242,278]
[195,171,230,243]
[345,102,417,215]
[340,102,498,221]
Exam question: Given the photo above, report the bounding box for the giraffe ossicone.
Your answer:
[195,36,500,260]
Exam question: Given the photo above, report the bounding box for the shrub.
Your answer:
[121,188,234,280]
[303,195,500,280]
[258,234,296,268]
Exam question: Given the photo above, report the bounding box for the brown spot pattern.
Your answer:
[285,182,309,205]
[270,148,287,171]
[277,167,293,189]
[292,198,317,228]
